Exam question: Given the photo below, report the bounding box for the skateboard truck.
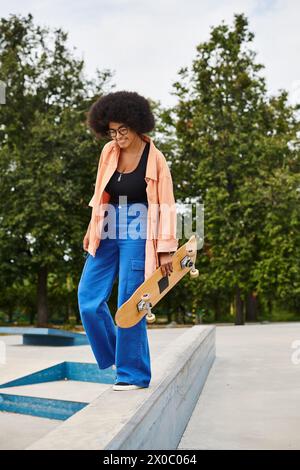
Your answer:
[137,293,156,324]
[181,253,199,279]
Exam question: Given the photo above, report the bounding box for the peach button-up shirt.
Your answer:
[87,134,179,280]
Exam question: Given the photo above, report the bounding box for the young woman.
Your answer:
[77,91,178,391]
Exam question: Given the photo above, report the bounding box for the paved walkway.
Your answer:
[178,323,300,450]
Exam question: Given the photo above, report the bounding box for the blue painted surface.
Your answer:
[0,327,89,346]
[66,362,115,384]
[0,327,83,337]
[0,362,65,388]
[0,361,116,420]
[0,393,88,420]
[0,362,116,388]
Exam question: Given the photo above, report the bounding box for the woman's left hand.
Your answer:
[158,253,173,277]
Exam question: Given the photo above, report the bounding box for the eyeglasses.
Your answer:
[107,125,129,139]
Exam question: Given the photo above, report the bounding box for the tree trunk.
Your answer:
[8,309,13,323]
[36,266,48,327]
[267,298,273,317]
[30,310,35,325]
[235,285,244,325]
[213,296,221,322]
[245,292,258,322]
[175,305,185,324]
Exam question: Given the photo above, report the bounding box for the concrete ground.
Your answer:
[178,322,300,450]
[0,327,189,450]
[2,322,299,450]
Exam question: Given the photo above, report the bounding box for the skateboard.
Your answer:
[115,235,199,328]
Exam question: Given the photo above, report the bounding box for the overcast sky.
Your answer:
[1,0,300,108]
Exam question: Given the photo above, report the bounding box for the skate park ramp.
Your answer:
[0,327,89,346]
[0,325,215,450]
[0,361,115,421]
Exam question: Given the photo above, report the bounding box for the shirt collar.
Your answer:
[110,134,158,181]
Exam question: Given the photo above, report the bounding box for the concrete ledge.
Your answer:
[26,325,215,450]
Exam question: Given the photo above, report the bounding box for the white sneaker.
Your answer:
[112,364,116,370]
[113,382,146,391]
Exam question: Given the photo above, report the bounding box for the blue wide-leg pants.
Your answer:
[77,201,151,388]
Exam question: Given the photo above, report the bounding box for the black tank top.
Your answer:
[104,141,150,203]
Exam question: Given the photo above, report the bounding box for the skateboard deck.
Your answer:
[115,235,199,328]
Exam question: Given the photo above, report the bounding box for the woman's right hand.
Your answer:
[83,232,90,251]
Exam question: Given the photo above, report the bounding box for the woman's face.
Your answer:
[108,121,140,149]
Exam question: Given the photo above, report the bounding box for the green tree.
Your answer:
[0,13,114,325]
[158,13,300,324]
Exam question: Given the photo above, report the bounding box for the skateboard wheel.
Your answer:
[142,293,151,301]
[146,312,156,323]
[190,268,199,278]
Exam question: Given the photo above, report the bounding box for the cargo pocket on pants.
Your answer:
[126,259,145,295]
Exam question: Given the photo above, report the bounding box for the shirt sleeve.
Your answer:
[88,143,108,208]
[156,156,179,253]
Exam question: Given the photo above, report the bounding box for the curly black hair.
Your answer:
[86,90,155,139]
